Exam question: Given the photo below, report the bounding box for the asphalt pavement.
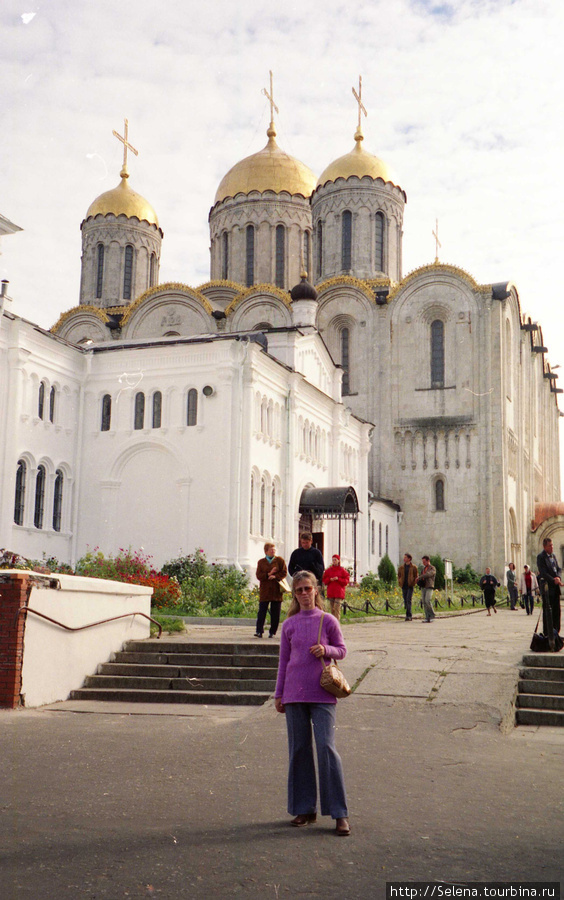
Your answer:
[1,608,562,899]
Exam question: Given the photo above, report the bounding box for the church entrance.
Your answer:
[298,486,359,581]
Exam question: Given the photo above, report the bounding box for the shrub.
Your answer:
[74,548,181,610]
[377,554,397,585]
[430,555,445,590]
[163,549,253,616]
[453,563,480,585]
[359,571,381,594]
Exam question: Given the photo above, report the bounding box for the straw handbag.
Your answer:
[317,614,351,698]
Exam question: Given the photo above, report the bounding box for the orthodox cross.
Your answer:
[432,219,442,263]
[352,75,367,130]
[262,71,279,125]
[112,119,138,177]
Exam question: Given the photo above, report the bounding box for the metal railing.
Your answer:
[14,606,162,638]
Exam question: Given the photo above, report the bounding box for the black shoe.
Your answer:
[268,633,275,638]
[254,632,263,638]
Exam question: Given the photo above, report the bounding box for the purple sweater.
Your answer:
[274,607,347,705]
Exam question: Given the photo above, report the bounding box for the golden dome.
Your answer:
[214,123,317,204]
[317,128,399,189]
[85,172,159,226]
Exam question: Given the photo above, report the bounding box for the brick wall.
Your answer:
[0,573,31,709]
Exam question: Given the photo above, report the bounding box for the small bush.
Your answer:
[74,548,181,609]
[430,555,445,590]
[453,563,480,585]
[359,571,381,594]
[163,549,253,616]
[377,554,397,585]
[150,615,186,635]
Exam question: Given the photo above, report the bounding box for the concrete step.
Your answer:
[69,688,271,706]
[518,679,564,696]
[123,640,280,656]
[85,675,276,692]
[113,652,278,668]
[516,693,564,711]
[515,708,564,727]
[519,666,564,682]
[98,663,277,680]
[521,654,564,668]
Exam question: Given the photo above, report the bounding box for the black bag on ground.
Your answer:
[530,624,564,653]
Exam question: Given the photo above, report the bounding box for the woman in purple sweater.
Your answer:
[274,570,350,836]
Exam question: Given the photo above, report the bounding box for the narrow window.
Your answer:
[152,391,162,429]
[49,386,56,423]
[187,388,198,426]
[222,232,229,280]
[271,486,277,539]
[250,474,255,533]
[303,231,311,279]
[379,522,382,557]
[341,328,350,395]
[246,225,255,287]
[260,479,266,535]
[435,478,445,511]
[317,221,323,279]
[123,245,134,300]
[96,244,104,299]
[38,382,45,419]
[431,320,445,388]
[375,212,384,271]
[275,225,285,288]
[101,394,112,431]
[34,465,46,529]
[371,520,375,555]
[14,460,26,525]
[53,469,63,532]
[342,210,352,271]
[149,253,157,287]
[385,525,389,555]
[134,392,145,430]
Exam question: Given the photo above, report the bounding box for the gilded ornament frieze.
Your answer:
[317,276,376,304]
[388,263,492,302]
[51,305,110,333]
[225,283,292,316]
[120,283,214,325]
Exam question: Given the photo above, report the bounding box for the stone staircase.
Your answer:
[515,653,564,726]
[70,640,279,706]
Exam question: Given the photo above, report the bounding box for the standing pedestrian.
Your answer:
[537,538,562,635]
[480,567,500,616]
[274,570,350,836]
[255,543,287,638]
[322,554,350,620]
[288,533,325,585]
[417,555,436,623]
[519,565,538,616]
[398,553,419,621]
[506,563,518,610]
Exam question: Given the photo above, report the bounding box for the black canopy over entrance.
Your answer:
[299,486,360,580]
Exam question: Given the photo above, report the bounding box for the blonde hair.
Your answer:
[287,571,325,617]
[264,542,275,554]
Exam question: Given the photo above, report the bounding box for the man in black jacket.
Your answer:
[288,533,325,584]
[537,537,562,634]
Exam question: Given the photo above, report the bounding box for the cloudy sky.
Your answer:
[1,0,563,357]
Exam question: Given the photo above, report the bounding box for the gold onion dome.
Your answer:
[214,123,317,204]
[85,169,159,227]
[317,127,399,189]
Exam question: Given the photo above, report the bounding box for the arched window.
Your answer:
[271,485,277,539]
[222,231,229,280]
[53,469,63,532]
[96,244,104,299]
[275,225,285,288]
[260,478,266,535]
[101,394,111,432]
[435,478,445,511]
[342,210,352,271]
[149,253,157,287]
[375,212,384,271]
[246,225,255,287]
[187,389,198,426]
[134,392,145,430]
[316,220,323,279]
[250,474,255,533]
[49,386,56,423]
[371,519,375,554]
[304,231,311,279]
[431,320,445,388]
[341,328,350,395]
[379,522,382,557]
[14,460,26,526]
[38,382,45,419]
[34,465,46,529]
[123,245,134,300]
[152,391,162,429]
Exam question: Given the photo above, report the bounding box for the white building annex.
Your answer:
[0,85,561,579]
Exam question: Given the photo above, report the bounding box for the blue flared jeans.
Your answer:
[285,702,348,819]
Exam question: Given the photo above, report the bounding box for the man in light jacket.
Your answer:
[417,555,436,623]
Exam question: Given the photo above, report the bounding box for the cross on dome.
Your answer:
[262,71,279,139]
[352,75,367,139]
[112,118,138,179]
[432,218,442,263]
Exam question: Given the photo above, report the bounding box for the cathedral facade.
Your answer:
[0,103,561,578]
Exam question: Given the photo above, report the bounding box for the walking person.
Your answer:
[322,554,350,620]
[519,565,538,616]
[398,552,418,621]
[480,567,500,616]
[537,537,562,635]
[255,543,287,638]
[274,570,350,836]
[506,563,518,610]
[288,533,325,585]
[417,555,436,623]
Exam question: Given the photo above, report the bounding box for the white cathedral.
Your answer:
[1,88,562,581]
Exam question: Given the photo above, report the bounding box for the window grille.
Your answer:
[435,479,445,511]
[317,221,323,279]
[304,231,311,279]
[49,386,56,423]
[222,232,229,280]
[123,245,134,300]
[14,460,26,525]
[152,392,162,429]
[96,245,104,298]
[275,225,285,288]
[246,225,255,287]
[341,328,350,395]
[431,320,445,387]
[38,382,45,419]
[375,212,384,271]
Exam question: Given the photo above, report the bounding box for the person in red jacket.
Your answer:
[322,554,350,620]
